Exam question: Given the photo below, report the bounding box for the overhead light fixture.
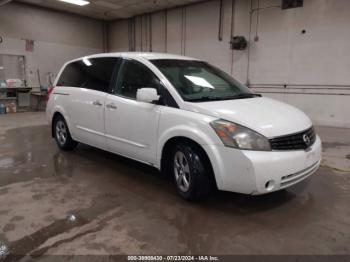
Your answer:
[58,0,90,6]
[95,0,121,9]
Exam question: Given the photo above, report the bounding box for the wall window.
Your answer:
[57,57,119,93]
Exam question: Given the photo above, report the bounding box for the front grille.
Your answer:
[269,127,316,151]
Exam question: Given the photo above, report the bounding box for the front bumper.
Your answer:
[203,136,322,195]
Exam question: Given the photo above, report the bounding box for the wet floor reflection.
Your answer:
[0,241,9,259]
[0,125,349,256]
[53,152,74,178]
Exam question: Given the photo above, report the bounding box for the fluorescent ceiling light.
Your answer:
[58,0,90,6]
[95,0,122,9]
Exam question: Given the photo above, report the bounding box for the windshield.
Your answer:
[151,59,255,102]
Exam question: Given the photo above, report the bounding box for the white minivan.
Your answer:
[46,52,322,200]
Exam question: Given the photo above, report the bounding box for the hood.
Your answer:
[185,97,312,138]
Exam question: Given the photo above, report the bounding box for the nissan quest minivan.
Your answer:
[46,52,322,201]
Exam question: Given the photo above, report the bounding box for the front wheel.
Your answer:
[171,143,212,201]
[53,115,78,151]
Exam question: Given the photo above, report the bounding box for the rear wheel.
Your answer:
[171,143,212,201]
[53,115,78,151]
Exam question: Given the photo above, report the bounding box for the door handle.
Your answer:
[106,103,117,110]
[92,100,103,106]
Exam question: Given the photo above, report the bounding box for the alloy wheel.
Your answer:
[56,120,68,146]
[174,151,191,192]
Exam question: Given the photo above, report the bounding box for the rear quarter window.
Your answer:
[57,62,84,87]
[57,57,119,93]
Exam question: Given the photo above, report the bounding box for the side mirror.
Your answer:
[136,88,160,103]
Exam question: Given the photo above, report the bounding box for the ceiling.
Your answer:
[15,0,206,20]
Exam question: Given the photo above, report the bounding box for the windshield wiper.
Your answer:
[219,93,262,100]
[185,93,261,102]
[185,96,223,102]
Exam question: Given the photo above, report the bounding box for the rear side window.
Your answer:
[57,57,119,93]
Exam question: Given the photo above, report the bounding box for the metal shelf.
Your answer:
[0,87,30,90]
[0,97,17,100]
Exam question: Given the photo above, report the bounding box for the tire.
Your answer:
[53,115,78,151]
[171,143,212,201]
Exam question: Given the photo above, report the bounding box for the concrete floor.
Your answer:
[0,112,349,257]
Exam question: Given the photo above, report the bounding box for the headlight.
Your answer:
[210,119,271,151]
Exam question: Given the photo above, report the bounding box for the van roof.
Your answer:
[72,52,198,62]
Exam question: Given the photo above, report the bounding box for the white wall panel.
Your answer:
[230,0,250,83]
[0,3,102,49]
[185,0,232,73]
[165,8,183,55]
[248,2,293,84]
[108,19,129,52]
[0,3,103,87]
[289,0,350,85]
[247,0,350,86]
[150,12,167,53]
[107,0,350,128]
[285,94,350,128]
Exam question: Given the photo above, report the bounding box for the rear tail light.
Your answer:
[46,86,54,102]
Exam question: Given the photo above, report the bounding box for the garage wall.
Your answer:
[0,3,104,87]
[108,0,350,128]
[237,0,350,128]
[108,0,234,73]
